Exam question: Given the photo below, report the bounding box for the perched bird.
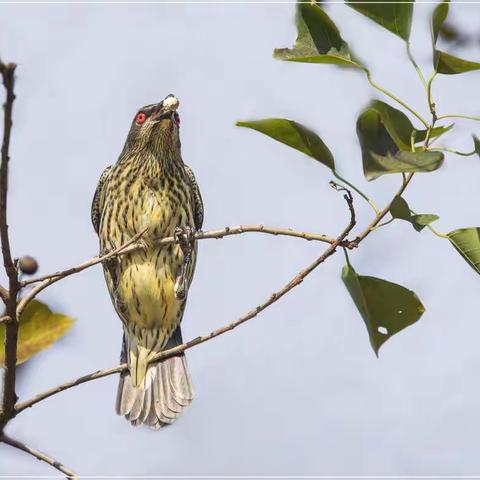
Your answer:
[91,94,203,429]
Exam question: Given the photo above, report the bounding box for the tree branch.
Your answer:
[14,188,356,415]
[0,61,19,428]
[352,173,414,245]
[0,61,16,285]
[15,224,342,320]
[22,224,340,288]
[0,433,78,479]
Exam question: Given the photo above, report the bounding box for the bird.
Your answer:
[91,94,203,429]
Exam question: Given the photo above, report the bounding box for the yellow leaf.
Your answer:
[0,300,74,365]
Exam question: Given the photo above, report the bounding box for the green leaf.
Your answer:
[447,228,480,274]
[236,118,335,170]
[431,0,449,47]
[342,263,425,355]
[0,300,74,365]
[430,1,480,75]
[415,124,454,143]
[346,0,413,42]
[473,134,480,158]
[434,50,480,75]
[390,195,439,232]
[274,3,363,69]
[365,100,453,149]
[368,100,416,151]
[356,107,445,180]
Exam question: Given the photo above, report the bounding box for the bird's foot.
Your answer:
[174,276,187,300]
[173,226,196,252]
[173,226,196,300]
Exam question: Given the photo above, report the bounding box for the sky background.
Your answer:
[1,0,480,477]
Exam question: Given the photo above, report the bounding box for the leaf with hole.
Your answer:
[274,3,363,69]
[236,118,335,170]
[0,300,74,365]
[356,107,445,180]
[390,196,439,232]
[448,228,480,274]
[346,0,413,42]
[342,264,425,355]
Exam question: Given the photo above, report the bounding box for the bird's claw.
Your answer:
[174,226,196,252]
[174,226,196,300]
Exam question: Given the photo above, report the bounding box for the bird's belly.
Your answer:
[117,249,183,332]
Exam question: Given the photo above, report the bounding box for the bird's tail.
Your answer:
[116,327,194,429]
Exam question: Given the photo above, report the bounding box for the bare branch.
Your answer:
[0,61,19,427]
[21,224,339,288]
[353,173,414,245]
[192,224,338,244]
[0,61,16,284]
[15,224,340,319]
[0,433,78,479]
[14,189,355,415]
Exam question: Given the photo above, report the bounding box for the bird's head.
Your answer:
[124,94,181,156]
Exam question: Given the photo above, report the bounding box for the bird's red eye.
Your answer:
[136,112,146,125]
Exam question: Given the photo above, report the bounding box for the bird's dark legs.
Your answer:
[174,226,196,300]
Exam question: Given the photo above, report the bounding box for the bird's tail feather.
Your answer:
[116,327,193,429]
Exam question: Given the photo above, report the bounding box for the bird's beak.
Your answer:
[153,94,179,122]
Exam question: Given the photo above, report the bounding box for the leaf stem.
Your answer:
[427,224,449,239]
[429,147,476,157]
[364,69,429,129]
[427,72,437,117]
[333,171,379,213]
[372,216,395,230]
[437,114,480,122]
[406,42,428,91]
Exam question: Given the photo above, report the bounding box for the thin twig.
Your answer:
[0,61,18,427]
[21,224,339,288]
[0,433,78,479]
[16,224,341,319]
[14,189,356,415]
[352,173,414,245]
[0,62,16,288]
[16,225,344,318]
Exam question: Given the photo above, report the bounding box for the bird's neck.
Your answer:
[118,145,184,181]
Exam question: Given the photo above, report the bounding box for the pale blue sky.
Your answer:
[1,1,480,476]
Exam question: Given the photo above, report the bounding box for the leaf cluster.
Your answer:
[237,0,480,354]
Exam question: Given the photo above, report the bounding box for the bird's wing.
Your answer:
[91,165,113,234]
[184,164,204,230]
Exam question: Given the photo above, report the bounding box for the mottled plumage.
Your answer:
[91,95,203,429]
